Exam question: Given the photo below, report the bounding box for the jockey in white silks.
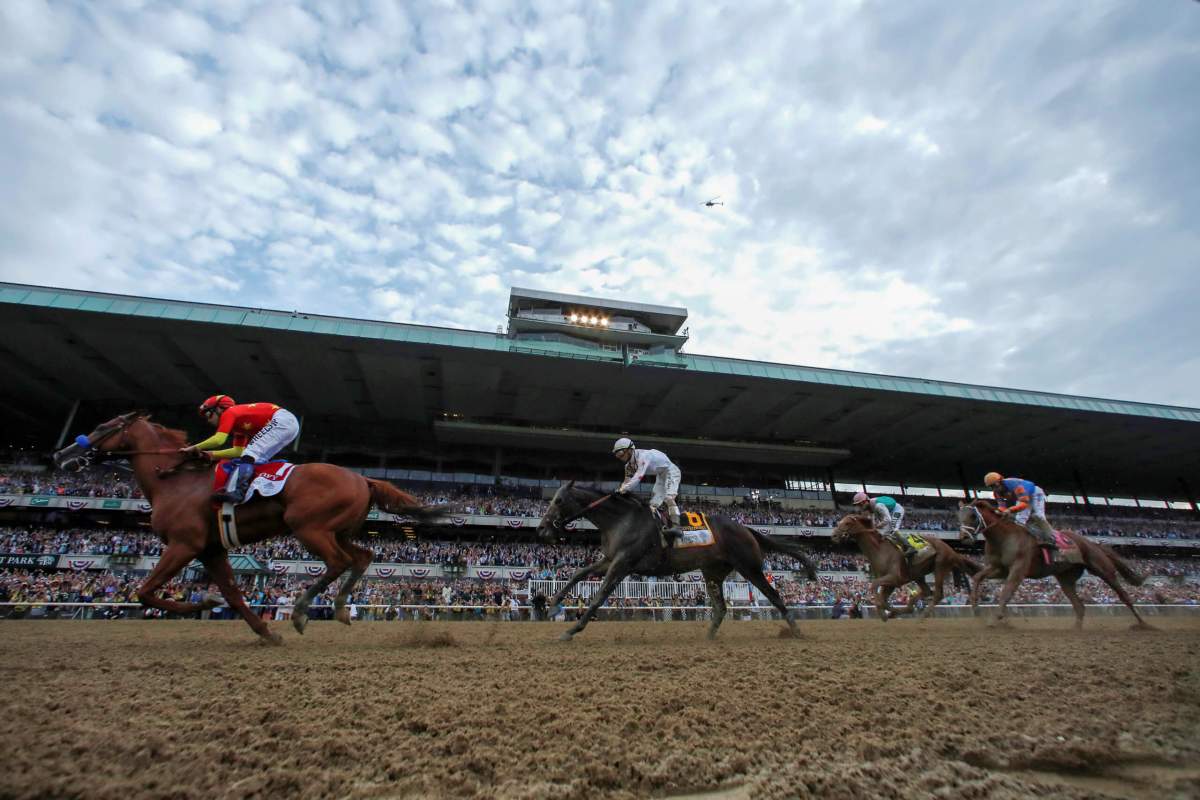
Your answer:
[612,437,683,546]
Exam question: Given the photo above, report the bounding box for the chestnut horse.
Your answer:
[832,514,982,621]
[52,412,439,644]
[957,499,1150,629]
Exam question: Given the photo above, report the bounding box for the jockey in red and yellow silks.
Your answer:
[182,395,300,502]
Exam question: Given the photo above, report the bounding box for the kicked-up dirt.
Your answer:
[0,616,1197,799]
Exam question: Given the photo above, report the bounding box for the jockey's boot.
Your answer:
[1031,521,1058,550]
[662,526,680,549]
[216,458,255,504]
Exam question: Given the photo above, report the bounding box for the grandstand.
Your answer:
[1,281,1198,615]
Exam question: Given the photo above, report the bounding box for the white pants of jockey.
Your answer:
[649,465,682,524]
[241,409,300,463]
[875,508,905,539]
[1013,488,1055,542]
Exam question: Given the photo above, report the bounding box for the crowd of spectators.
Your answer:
[4,524,1200,582]
[4,466,1199,541]
[0,469,144,498]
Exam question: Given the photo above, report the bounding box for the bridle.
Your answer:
[68,415,182,465]
[958,503,994,541]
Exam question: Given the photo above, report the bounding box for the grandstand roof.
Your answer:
[2,282,1198,499]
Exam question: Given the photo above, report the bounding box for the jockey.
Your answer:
[181,395,300,503]
[984,472,1057,548]
[612,437,683,547]
[851,492,911,555]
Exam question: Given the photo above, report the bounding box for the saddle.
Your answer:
[210,460,296,504]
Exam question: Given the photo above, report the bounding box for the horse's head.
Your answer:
[832,513,873,545]
[957,499,995,541]
[52,411,149,472]
[536,480,580,542]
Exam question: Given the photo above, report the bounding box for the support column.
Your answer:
[955,461,971,500]
[493,447,503,479]
[826,468,838,509]
[1179,476,1199,514]
[55,399,81,450]
[1073,469,1093,513]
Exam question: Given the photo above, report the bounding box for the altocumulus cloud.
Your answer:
[0,0,1197,405]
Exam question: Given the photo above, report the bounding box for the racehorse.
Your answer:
[957,499,1151,629]
[536,482,819,640]
[52,411,440,644]
[832,514,982,621]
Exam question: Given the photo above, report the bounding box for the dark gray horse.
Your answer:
[536,482,819,640]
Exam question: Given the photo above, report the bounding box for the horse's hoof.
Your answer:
[334,607,351,626]
[259,631,284,646]
[558,632,575,642]
[292,614,308,635]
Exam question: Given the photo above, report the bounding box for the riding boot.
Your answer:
[1030,519,1058,549]
[217,458,255,503]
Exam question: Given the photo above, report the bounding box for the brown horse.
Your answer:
[957,499,1150,629]
[832,514,981,621]
[52,411,438,644]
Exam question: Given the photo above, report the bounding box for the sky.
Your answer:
[1,0,1198,407]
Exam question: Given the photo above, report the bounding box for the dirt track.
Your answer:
[1,616,1198,800]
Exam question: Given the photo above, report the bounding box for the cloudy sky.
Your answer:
[1,1,1197,406]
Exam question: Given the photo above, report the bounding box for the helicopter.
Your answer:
[702,196,723,208]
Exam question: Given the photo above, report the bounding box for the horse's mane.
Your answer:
[140,419,187,447]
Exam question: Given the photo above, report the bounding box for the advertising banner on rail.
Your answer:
[0,553,59,569]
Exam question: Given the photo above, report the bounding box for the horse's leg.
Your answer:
[703,567,730,640]
[560,558,631,641]
[992,561,1028,627]
[135,541,215,616]
[905,579,931,618]
[873,571,903,622]
[290,528,353,635]
[1055,569,1087,630]
[969,564,1000,617]
[550,558,610,607]
[1091,563,1153,630]
[924,563,947,619]
[332,535,374,626]
[200,551,282,645]
[741,568,798,636]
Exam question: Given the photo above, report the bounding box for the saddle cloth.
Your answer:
[211,460,297,501]
[905,533,930,550]
[1041,530,1080,565]
[672,511,716,549]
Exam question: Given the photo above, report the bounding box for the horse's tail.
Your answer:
[365,478,445,524]
[1100,543,1146,586]
[749,528,819,581]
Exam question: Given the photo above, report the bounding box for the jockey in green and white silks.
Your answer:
[852,492,911,554]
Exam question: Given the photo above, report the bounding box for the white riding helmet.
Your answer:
[612,437,634,454]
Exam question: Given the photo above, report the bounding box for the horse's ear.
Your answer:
[565,479,575,491]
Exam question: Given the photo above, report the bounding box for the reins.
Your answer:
[556,493,615,529]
